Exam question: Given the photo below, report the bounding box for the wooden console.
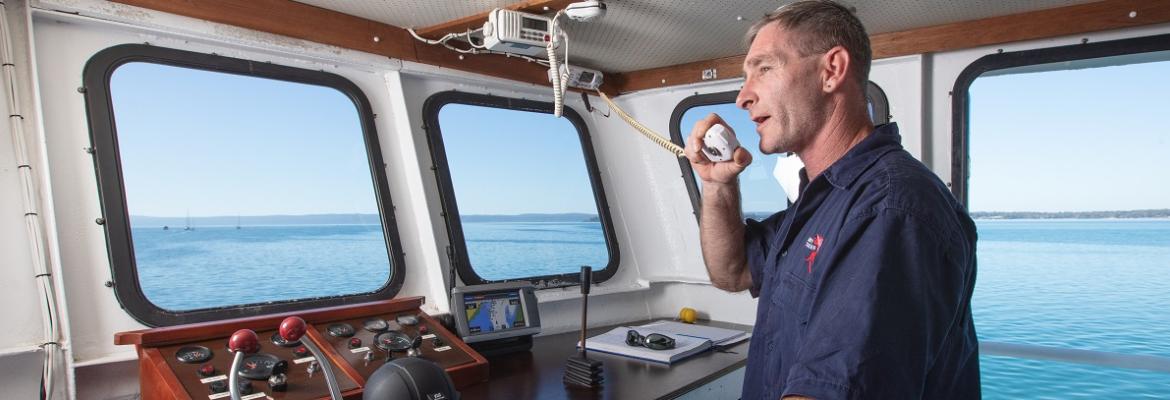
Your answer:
[115,297,488,400]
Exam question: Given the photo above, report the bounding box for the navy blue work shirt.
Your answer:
[740,123,980,399]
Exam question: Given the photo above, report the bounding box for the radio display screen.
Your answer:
[522,18,548,32]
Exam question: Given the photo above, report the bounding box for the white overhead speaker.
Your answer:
[565,1,607,22]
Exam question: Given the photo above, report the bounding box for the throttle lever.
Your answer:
[227,329,258,400]
[279,316,343,400]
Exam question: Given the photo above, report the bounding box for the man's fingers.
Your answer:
[732,147,753,168]
[685,129,704,162]
[686,116,716,164]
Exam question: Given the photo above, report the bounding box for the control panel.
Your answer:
[161,328,360,399]
[315,311,482,385]
[116,297,487,400]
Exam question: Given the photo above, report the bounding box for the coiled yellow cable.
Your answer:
[597,91,686,158]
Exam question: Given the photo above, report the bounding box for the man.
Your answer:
[684,1,980,399]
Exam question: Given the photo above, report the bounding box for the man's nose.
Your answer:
[736,86,754,110]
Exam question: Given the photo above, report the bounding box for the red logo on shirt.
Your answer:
[804,234,823,273]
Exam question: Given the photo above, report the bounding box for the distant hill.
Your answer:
[131,212,601,227]
[970,209,1170,219]
[461,213,599,222]
[744,211,778,220]
[131,213,381,227]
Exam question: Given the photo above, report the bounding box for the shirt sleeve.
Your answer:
[743,211,787,298]
[782,208,974,399]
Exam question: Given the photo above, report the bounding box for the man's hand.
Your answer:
[686,113,755,293]
[685,113,753,184]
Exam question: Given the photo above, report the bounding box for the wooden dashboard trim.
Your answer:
[139,347,192,400]
[115,297,425,347]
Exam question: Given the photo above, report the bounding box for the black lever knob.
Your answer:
[580,266,592,295]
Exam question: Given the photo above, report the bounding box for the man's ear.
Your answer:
[820,45,851,93]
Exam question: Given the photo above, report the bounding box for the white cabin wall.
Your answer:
[0,0,45,355]
[589,80,765,323]
[596,80,738,284]
[0,1,68,399]
[0,1,46,356]
[870,55,928,162]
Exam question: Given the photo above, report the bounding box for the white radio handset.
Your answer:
[701,124,740,162]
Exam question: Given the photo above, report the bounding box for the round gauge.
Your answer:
[363,318,389,332]
[175,345,213,364]
[374,331,412,352]
[237,353,281,380]
[270,331,300,347]
[327,323,355,337]
[396,314,419,326]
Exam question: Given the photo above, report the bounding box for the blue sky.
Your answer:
[968,57,1169,212]
[111,55,1168,218]
[111,62,380,217]
[438,104,600,215]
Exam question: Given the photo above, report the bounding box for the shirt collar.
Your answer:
[820,122,903,190]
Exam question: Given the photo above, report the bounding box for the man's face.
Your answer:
[736,23,826,155]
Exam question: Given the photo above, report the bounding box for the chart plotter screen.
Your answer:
[463,291,527,334]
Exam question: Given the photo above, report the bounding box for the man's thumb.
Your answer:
[733,148,753,168]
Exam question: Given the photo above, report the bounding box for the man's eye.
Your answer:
[759,66,773,73]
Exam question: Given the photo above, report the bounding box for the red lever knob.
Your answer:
[228,329,259,354]
[279,316,307,342]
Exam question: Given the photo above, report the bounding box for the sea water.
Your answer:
[132,219,1170,397]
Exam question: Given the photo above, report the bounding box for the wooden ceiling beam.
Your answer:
[413,0,578,39]
[612,0,1170,94]
[110,0,563,89]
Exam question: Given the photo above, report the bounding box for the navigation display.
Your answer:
[452,282,540,344]
[464,291,526,334]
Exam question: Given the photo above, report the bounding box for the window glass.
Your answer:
[436,103,612,282]
[678,102,790,218]
[968,53,1170,397]
[109,62,392,311]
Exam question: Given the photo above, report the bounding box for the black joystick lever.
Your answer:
[564,266,604,388]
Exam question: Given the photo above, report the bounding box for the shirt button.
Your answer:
[780,251,787,257]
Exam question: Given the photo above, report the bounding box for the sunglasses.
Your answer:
[625,330,676,350]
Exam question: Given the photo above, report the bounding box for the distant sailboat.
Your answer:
[236,215,241,230]
[184,210,194,231]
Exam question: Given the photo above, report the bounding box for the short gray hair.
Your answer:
[745,0,871,87]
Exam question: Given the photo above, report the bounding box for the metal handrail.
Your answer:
[980,341,1170,374]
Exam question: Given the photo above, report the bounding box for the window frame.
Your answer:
[951,33,1170,207]
[951,33,1170,378]
[82,43,406,326]
[668,82,890,220]
[422,91,621,288]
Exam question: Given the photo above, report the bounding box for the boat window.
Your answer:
[955,35,1170,397]
[83,44,405,326]
[670,82,889,220]
[423,92,619,287]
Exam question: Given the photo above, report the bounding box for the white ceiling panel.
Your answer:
[294,0,1106,72]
